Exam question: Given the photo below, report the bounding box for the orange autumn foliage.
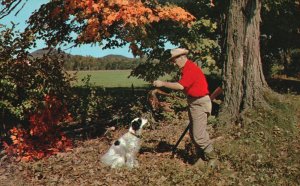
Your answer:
[3,95,73,162]
[54,0,195,44]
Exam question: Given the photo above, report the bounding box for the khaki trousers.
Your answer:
[187,95,213,153]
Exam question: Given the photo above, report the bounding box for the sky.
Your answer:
[0,0,135,58]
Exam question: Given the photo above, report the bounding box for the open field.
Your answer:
[67,70,172,88]
[68,70,149,87]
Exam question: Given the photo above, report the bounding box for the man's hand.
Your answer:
[153,80,184,90]
[153,80,164,87]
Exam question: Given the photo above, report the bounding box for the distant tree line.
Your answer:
[63,54,144,71]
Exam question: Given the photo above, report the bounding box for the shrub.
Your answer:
[0,26,74,161]
[3,95,73,162]
[0,26,73,134]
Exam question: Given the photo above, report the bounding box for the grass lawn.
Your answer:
[68,70,152,87]
[67,69,216,88]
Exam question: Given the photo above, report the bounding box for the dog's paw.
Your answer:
[110,157,126,169]
[133,162,139,168]
[126,161,139,169]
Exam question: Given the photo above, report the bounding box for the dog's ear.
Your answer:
[131,118,142,131]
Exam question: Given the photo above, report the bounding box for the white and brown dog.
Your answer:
[101,118,148,169]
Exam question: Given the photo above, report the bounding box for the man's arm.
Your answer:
[153,80,184,90]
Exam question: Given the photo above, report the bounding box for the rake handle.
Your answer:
[172,122,190,155]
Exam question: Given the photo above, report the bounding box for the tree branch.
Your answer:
[0,0,24,19]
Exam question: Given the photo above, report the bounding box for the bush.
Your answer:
[0,54,73,135]
[0,26,74,161]
[3,95,73,162]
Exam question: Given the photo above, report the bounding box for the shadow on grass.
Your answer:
[140,140,195,165]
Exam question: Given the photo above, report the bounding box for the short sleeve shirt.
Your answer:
[178,60,209,97]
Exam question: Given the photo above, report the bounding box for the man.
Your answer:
[153,48,217,168]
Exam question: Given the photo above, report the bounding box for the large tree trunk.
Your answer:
[220,0,268,123]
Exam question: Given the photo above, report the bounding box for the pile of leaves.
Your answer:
[2,95,73,162]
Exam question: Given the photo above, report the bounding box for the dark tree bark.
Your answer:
[220,0,269,123]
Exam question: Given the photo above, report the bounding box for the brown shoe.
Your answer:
[204,151,219,170]
[192,147,205,167]
[193,158,207,170]
[193,157,205,166]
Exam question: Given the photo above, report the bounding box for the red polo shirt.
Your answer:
[178,60,209,97]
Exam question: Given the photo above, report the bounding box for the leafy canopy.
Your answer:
[1,0,196,57]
